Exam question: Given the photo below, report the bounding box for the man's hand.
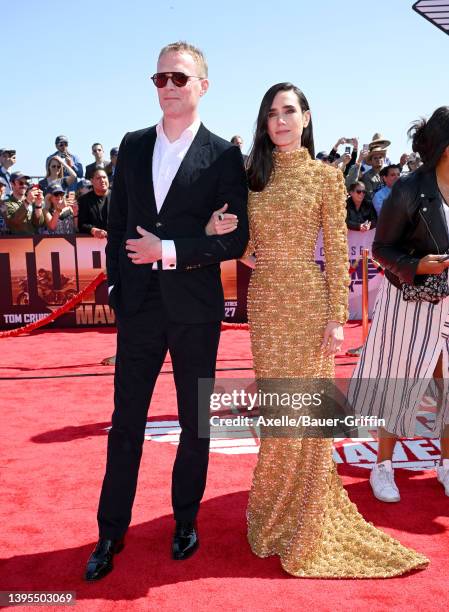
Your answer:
[91,227,107,239]
[35,190,44,207]
[126,226,162,264]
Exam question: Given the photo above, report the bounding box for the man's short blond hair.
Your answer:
[158,41,208,78]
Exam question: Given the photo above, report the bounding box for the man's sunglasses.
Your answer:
[151,72,203,88]
[57,142,68,146]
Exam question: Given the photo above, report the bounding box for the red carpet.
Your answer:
[0,323,448,611]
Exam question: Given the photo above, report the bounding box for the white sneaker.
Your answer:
[370,460,400,502]
[436,458,449,496]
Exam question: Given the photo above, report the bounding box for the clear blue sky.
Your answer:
[4,0,449,175]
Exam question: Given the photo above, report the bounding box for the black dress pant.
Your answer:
[97,275,221,539]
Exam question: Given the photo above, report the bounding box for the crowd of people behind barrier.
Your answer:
[0,131,422,240]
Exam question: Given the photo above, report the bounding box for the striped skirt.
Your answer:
[349,277,449,437]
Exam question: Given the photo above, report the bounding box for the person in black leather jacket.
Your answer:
[373,158,449,290]
[346,181,377,231]
[351,106,449,503]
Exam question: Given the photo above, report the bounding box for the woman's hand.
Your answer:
[55,155,76,177]
[321,321,344,357]
[360,221,370,232]
[205,203,238,236]
[416,254,449,275]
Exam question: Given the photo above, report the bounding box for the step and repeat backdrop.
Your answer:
[0,231,381,330]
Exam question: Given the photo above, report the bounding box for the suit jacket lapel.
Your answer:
[157,123,210,217]
[136,127,158,217]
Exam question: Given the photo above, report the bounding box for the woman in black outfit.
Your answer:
[345,180,377,231]
[350,106,449,503]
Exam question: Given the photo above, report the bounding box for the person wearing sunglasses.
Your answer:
[345,181,377,232]
[361,147,386,198]
[39,155,77,196]
[350,106,449,505]
[5,171,45,235]
[40,184,77,235]
[85,41,248,582]
[45,135,84,188]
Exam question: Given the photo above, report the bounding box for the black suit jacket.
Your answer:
[106,123,249,322]
[78,189,111,234]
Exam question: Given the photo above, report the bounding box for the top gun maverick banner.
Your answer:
[0,231,381,330]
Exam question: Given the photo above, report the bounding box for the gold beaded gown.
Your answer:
[246,147,428,578]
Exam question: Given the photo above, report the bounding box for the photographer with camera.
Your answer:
[5,172,45,235]
[41,184,77,234]
[328,137,358,175]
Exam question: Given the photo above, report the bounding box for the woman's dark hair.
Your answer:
[247,83,315,192]
[349,181,365,192]
[408,106,449,172]
[91,167,108,179]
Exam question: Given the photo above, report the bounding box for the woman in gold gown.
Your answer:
[240,83,428,577]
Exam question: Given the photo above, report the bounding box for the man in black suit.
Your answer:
[85,143,109,180]
[77,168,111,237]
[85,42,248,581]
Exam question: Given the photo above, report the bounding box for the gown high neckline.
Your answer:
[273,147,310,167]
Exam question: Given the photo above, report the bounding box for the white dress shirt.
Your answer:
[109,118,201,292]
[153,117,201,270]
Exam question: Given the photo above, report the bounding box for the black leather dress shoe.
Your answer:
[84,537,125,581]
[172,521,199,560]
